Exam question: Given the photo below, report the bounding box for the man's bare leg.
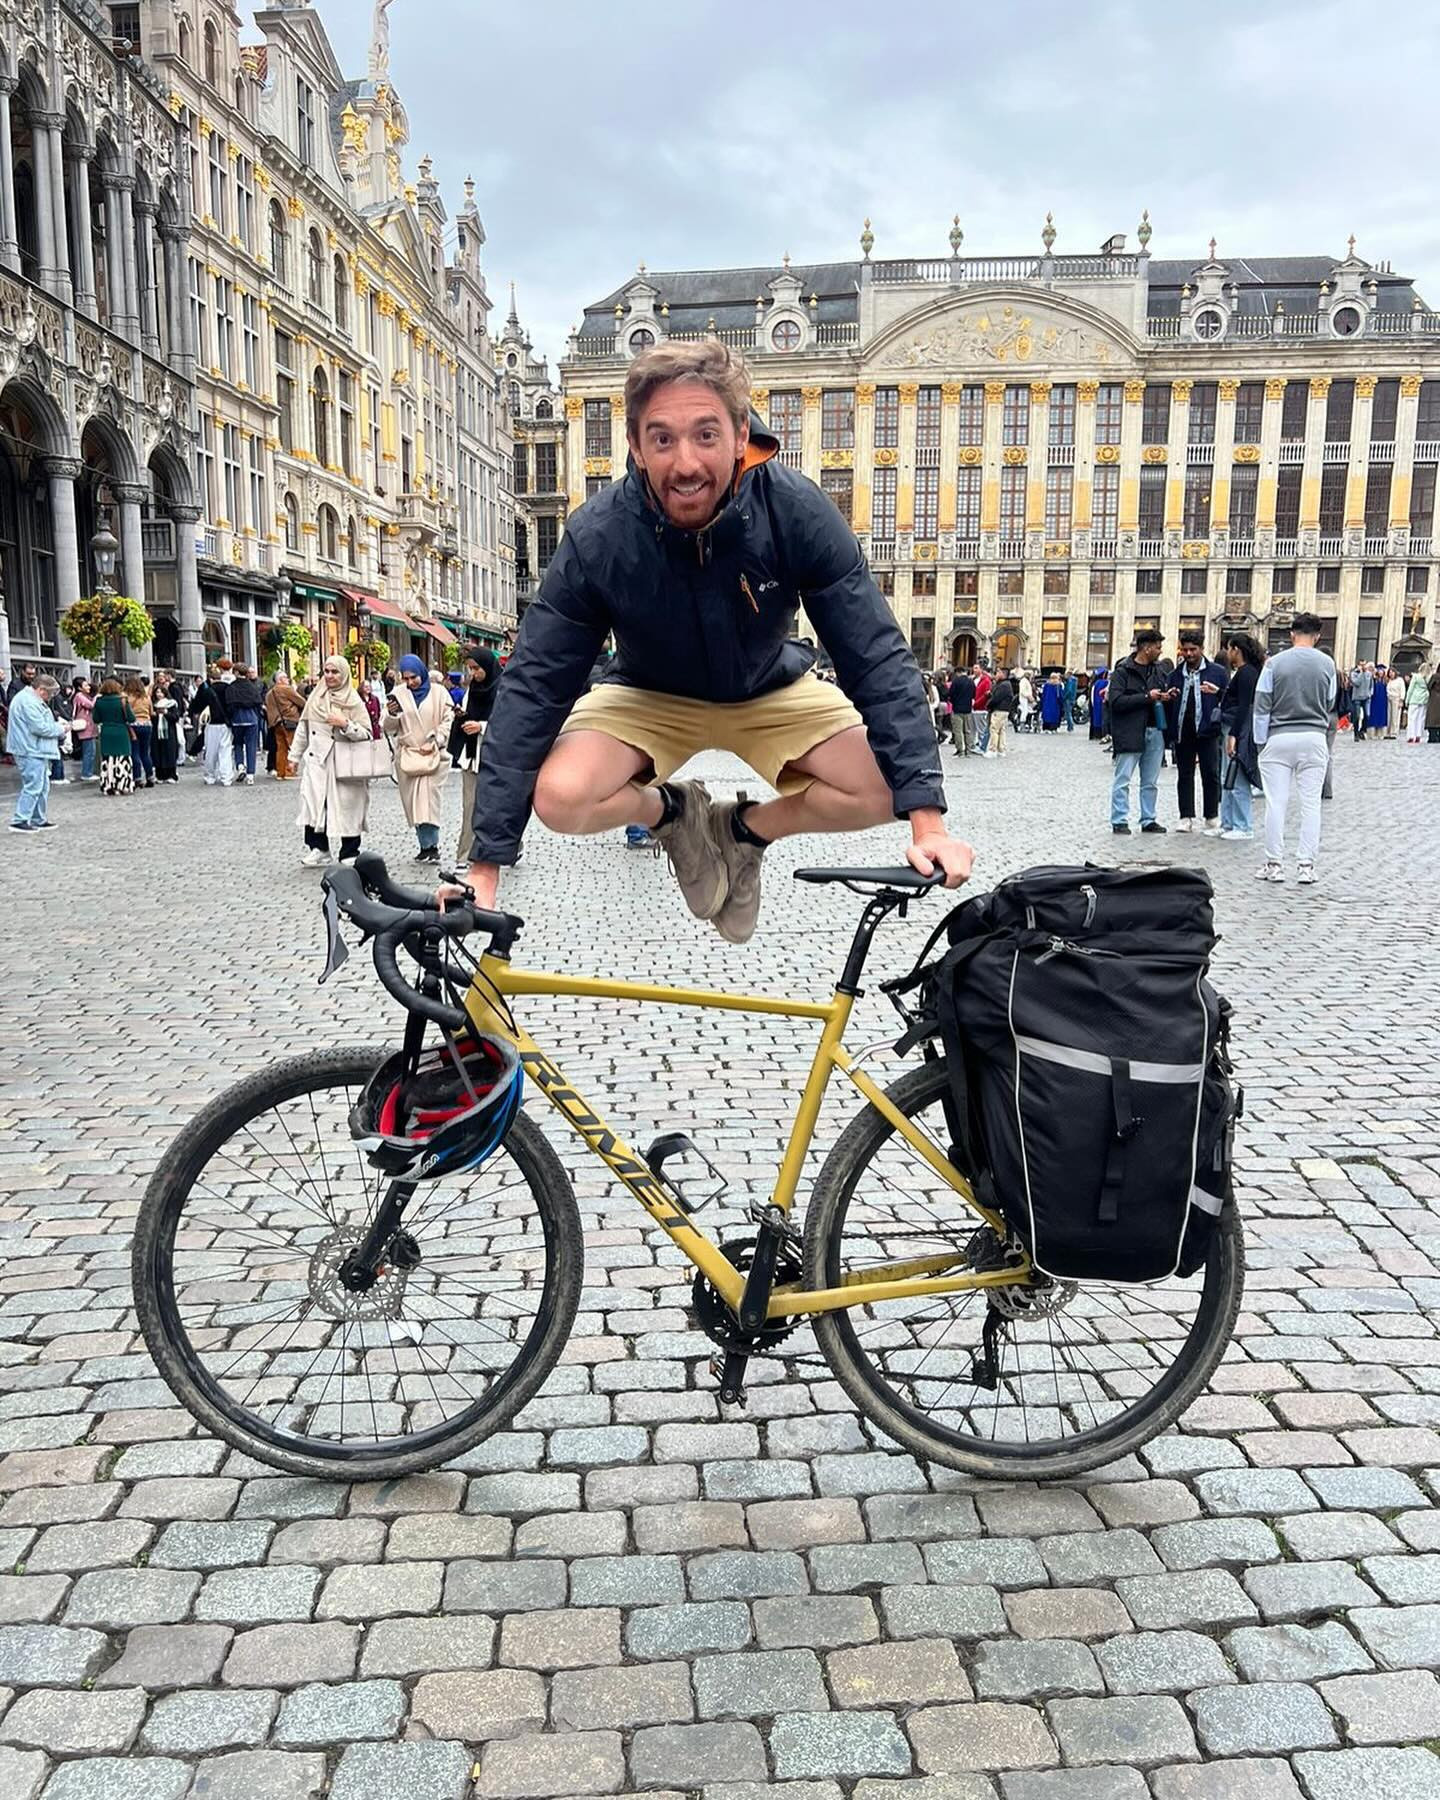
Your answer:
[740,726,894,841]
[531,730,660,834]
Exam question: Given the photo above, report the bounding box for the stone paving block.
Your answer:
[0,1747,47,1800]
[702,1460,815,1502]
[149,1520,274,1570]
[96,1623,234,1691]
[855,1780,993,1800]
[1342,1427,1440,1466]
[1226,1620,1373,1682]
[813,1452,928,1497]
[1290,1746,1440,1800]
[1036,1527,1163,1583]
[974,1489,1104,1537]
[0,1622,108,1684]
[185,1749,327,1800]
[1303,1466,1430,1511]
[809,1542,926,1592]
[551,1660,694,1730]
[881,1582,1008,1639]
[585,1465,697,1509]
[1094,1629,1235,1694]
[407,1668,548,1742]
[630,1722,767,1789]
[347,1473,466,1515]
[1001,1771,1150,1800]
[514,1511,628,1559]
[753,1594,878,1650]
[1005,1587,1134,1641]
[571,1553,684,1607]
[862,1494,981,1541]
[1241,1558,1380,1622]
[316,1559,444,1619]
[909,1701,1057,1773]
[1087,1480,1200,1528]
[924,1537,1049,1589]
[688,1549,807,1600]
[195,1566,320,1625]
[770,1711,912,1778]
[384,1511,513,1562]
[828,1637,970,1707]
[442,1557,566,1614]
[139,1686,279,1754]
[1361,1553,1440,1605]
[26,1519,154,1572]
[1,1684,146,1753]
[655,1423,759,1463]
[32,1756,193,1800]
[273,1679,407,1746]
[330,1740,474,1800]
[62,1567,199,1629]
[359,1612,496,1677]
[1047,1695,1199,1766]
[1115,1568,1258,1630]
[231,1480,348,1521]
[1318,1668,1440,1743]
[1348,1604,1440,1671]
[693,1647,829,1718]
[972,1638,1105,1701]
[1149,1759,1303,1800]
[746,1498,864,1550]
[222,1621,359,1687]
[1150,1517,1282,1570]
[1278,1511,1402,1562]
[500,1606,621,1670]
[627,1601,753,1659]
[119,1478,241,1521]
[268,1518,388,1566]
[465,1472,582,1516]
[1191,1467,1320,1515]
[0,1574,67,1624]
[1191,1680,1339,1754]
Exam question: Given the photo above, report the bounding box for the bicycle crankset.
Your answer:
[691,1234,805,1355]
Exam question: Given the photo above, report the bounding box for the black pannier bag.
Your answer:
[887,865,1240,1285]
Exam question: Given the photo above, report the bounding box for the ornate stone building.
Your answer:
[496,286,560,619]
[563,222,1440,672]
[0,0,196,677]
[114,0,514,672]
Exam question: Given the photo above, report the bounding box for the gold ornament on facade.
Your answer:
[1142,445,1167,463]
[941,382,963,403]
[1400,374,1423,397]
[1354,375,1377,399]
[1045,541,1071,559]
[1076,380,1099,402]
[957,446,982,466]
[801,386,823,406]
[1218,379,1239,402]
[168,91,183,118]
[820,449,853,469]
[897,383,919,404]
[1123,379,1145,404]
[286,196,304,219]
[1181,541,1210,560]
[750,388,770,409]
[853,384,875,405]
[873,447,899,468]
[1002,446,1027,465]
[1094,444,1120,463]
[1171,379,1193,403]
[254,168,271,192]
[915,541,938,561]
[1233,444,1261,463]
[340,103,367,156]
[1265,378,1287,401]
[564,396,584,418]
[1309,376,1331,398]
[610,395,626,417]
[198,116,213,139]
[984,380,1006,403]
[583,456,612,477]
[1029,381,1051,402]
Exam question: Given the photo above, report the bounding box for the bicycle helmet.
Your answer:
[349,1034,523,1181]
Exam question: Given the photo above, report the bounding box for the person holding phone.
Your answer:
[1164,633,1229,834]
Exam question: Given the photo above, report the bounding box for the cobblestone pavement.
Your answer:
[1,728,1439,1800]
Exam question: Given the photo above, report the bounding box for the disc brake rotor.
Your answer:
[308,1225,412,1323]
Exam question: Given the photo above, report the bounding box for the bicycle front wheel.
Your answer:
[805,1058,1244,1482]
[134,1047,584,1481]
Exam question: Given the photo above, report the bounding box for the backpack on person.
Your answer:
[886,865,1239,1284]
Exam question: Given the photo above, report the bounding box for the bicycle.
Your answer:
[133,851,1244,1484]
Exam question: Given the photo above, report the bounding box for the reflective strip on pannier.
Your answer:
[1013,1034,1205,1086]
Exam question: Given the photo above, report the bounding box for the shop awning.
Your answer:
[347,589,411,629]
[415,616,458,647]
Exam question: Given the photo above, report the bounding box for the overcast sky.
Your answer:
[313,0,1440,366]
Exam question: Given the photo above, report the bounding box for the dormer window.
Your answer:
[628,327,655,355]
[1192,308,1226,341]
[771,318,801,352]
[1331,304,1363,338]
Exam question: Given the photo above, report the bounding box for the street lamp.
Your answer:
[91,511,120,594]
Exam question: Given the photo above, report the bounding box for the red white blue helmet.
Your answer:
[349,1035,522,1181]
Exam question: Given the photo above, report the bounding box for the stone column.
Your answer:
[135,200,160,356]
[29,108,59,288]
[1118,379,1145,535]
[70,147,98,318]
[852,383,875,537]
[801,385,823,484]
[45,458,86,672]
[980,380,1005,542]
[169,504,206,674]
[1347,376,1376,539]
[159,224,193,380]
[563,395,585,511]
[102,175,126,332]
[1212,380,1238,563]
[117,174,141,342]
[1300,377,1328,533]
[1025,383,1050,537]
[1256,378,1286,533]
[896,382,918,532]
[938,383,960,533]
[1166,381,1192,537]
[41,114,72,304]
[608,392,627,472]
[0,78,21,273]
[113,485,153,676]
[1392,374,1422,537]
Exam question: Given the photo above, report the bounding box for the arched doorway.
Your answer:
[949,630,978,669]
[0,378,68,659]
[992,625,1027,672]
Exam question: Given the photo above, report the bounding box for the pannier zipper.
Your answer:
[1034,935,1122,964]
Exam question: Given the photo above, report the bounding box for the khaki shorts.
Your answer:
[559,673,863,795]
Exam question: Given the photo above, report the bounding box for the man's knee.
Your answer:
[532,759,600,833]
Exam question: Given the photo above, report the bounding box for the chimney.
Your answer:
[1101,233,1127,257]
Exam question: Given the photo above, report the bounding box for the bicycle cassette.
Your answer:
[691,1234,805,1354]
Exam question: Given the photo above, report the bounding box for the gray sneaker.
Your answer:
[654,779,729,921]
[710,798,766,944]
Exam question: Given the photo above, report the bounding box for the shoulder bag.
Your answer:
[331,734,394,782]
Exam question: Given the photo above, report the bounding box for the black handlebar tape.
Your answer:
[372,922,470,1033]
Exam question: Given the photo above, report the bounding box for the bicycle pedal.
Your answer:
[645,1132,728,1213]
[709,1350,749,1408]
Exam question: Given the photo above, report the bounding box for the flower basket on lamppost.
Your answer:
[59,511,154,674]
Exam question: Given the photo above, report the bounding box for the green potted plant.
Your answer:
[60,593,155,674]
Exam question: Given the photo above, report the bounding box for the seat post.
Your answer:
[836,894,904,997]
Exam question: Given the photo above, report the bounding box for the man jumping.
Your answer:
[457,342,972,940]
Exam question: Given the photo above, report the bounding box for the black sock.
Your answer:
[654,782,684,830]
[731,800,771,849]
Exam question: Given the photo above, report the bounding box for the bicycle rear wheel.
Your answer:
[805,1058,1243,1482]
[134,1047,584,1480]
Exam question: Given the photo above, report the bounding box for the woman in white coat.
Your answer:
[384,654,452,864]
[293,655,375,867]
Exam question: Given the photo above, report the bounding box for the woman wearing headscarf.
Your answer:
[292,654,375,867]
[1089,667,1109,742]
[383,653,451,863]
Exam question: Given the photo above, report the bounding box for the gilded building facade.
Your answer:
[496,287,561,619]
[563,223,1440,673]
[0,0,196,676]
[119,0,514,672]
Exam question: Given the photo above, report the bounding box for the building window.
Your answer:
[1371,378,1399,443]
[1095,383,1123,446]
[1138,466,1166,539]
[584,398,609,458]
[1181,568,1208,596]
[1318,464,1346,535]
[536,515,558,568]
[914,465,939,540]
[1281,382,1309,439]
[955,569,979,596]
[203,20,220,86]
[584,476,607,501]
[307,229,325,306]
[870,465,897,538]
[1086,616,1113,666]
[873,387,899,450]
[1233,382,1264,443]
[910,618,935,669]
[912,569,937,598]
[768,390,802,454]
[771,317,801,352]
[296,77,317,164]
[1141,384,1170,445]
[318,504,338,562]
[956,384,984,447]
[1355,615,1381,661]
[1183,469,1211,537]
[281,491,299,551]
[1272,565,1296,595]
[248,436,266,540]
[1093,464,1120,539]
[821,390,853,451]
[233,154,254,252]
[999,464,1027,538]
[512,442,528,494]
[339,372,355,479]
[312,366,330,468]
[1361,565,1385,595]
[1225,566,1252,597]
[195,412,215,518]
[1040,616,1067,667]
[821,467,852,520]
[997,572,1023,596]
[916,385,941,451]
[1043,569,1069,597]
[1410,464,1437,537]
[188,256,207,369]
[207,130,227,232]
[333,256,349,333]
[1275,464,1302,537]
[1406,564,1428,594]
[275,332,294,452]
[213,275,233,380]
[1325,379,1355,444]
[1188,382,1217,445]
[628,327,655,354]
[241,294,258,390]
[1048,384,1075,447]
[1090,567,1116,597]
[222,424,242,528]
[874,571,894,597]
[1316,566,1341,595]
[1417,381,1440,440]
[1228,464,1258,539]
[1135,568,1162,595]
[1002,385,1029,447]
[1044,466,1072,539]
[1364,466,1392,538]
[534,442,557,492]
[345,514,358,568]
[955,465,982,540]
[268,201,288,287]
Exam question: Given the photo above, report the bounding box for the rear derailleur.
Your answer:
[964,1225,1076,1391]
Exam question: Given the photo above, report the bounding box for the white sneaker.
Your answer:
[1202,820,1221,836]
[1175,818,1195,833]
[1220,828,1254,841]
[244,775,255,786]
[1296,863,1317,885]
[204,778,216,786]
[1254,860,1284,882]
[300,848,331,869]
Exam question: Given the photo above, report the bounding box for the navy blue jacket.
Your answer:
[469,417,945,864]
[1164,658,1229,742]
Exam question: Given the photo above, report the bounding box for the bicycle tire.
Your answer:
[133,1046,584,1481]
[804,1058,1244,1482]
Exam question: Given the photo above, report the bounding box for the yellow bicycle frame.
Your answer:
[464,955,1024,1323]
